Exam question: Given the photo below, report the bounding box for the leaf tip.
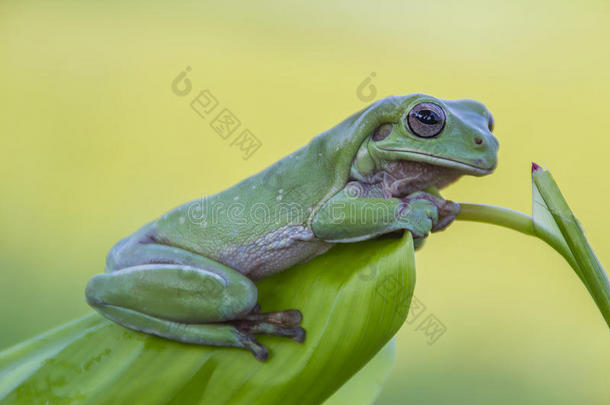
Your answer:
[531,162,542,173]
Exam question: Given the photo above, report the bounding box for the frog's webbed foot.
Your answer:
[235,309,305,341]
[227,307,305,354]
[242,308,302,326]
[229,308,306,361]
[400,192,460,233]
[432,199,460,231]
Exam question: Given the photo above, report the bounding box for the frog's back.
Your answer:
[109,107,370,278]
[145,129,355,277]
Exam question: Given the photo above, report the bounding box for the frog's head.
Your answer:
[350,94,498,195]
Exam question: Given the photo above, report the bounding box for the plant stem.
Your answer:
[457,203,580,273]
[457,203,535,236]
[456,197,609,327]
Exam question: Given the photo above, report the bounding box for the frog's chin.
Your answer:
[380,148,494,176]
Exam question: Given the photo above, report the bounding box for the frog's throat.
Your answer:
[379,160,463,197]
[349,140,481,198]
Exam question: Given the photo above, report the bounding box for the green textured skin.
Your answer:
[85,93,498,357]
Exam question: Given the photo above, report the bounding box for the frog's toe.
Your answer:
[432,214,457,232]
[234,330,269,361]
[242,309,302,326]
[289,326,306,343]
[234,320,306,343]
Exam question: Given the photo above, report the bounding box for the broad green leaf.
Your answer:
[324,339,396,405]
[0,232,415,404]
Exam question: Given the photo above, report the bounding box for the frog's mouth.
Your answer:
[381,148,494,176]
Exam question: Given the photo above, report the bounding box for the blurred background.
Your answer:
[1,0,609,403]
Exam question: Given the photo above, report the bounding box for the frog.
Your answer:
[86,93,498,361]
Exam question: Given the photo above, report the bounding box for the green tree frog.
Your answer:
[86,94,498,361]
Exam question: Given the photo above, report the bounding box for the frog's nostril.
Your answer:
[474,136,483,145]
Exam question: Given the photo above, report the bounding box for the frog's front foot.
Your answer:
[229,308,305,361]
[399,192,460,236]
[432,199,460,231]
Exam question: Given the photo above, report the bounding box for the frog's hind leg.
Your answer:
[92,302,271,360]
[85,264,303,361]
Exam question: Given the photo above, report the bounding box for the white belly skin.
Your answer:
[218,225,334,280]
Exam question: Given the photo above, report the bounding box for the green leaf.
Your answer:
[324,339,396,405]
[530,170,580,278]
[531,164,610,326]
[0,233,415,404]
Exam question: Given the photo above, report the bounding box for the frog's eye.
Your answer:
[406,102,446,138]
[372,123,393,141]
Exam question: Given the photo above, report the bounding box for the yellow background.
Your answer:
[1,0,608,403]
